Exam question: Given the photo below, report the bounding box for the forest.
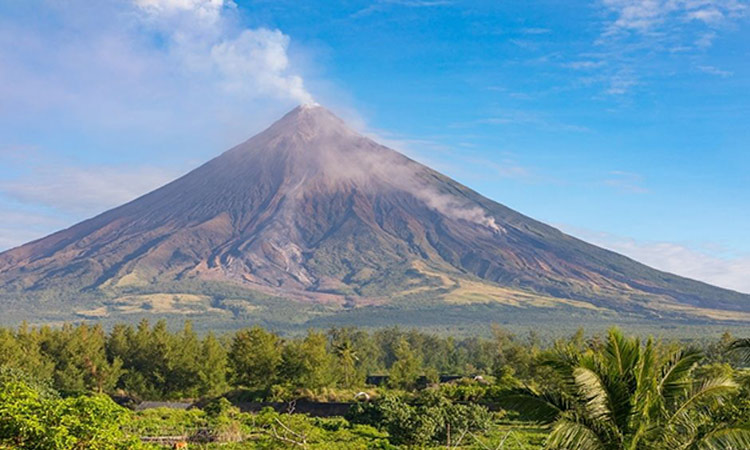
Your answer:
[2,320,750,449]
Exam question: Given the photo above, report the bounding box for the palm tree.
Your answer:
[728,339,750,365]
[333,339,360,388]
[500,328,750,449]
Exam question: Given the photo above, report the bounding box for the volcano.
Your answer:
[1,105,748,326]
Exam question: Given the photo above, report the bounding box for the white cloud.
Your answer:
[603,170,649,193]
[602,0,747,33]
[571,0,748,95]
[0,227,51,251]
[561,225,750,294]
[602,0,674,31]
[0,150,186,250]
[605,70,639,95]
[565,60,607,69]
[474,110,591,133]
[133,0,314,104]
[0,0,313,131]
[0,147,183,217]
[352,0,451,18]
[521,27,552,35]
[694,31,718,48]
[687,7,725,24]
[496,164,532,179]
[697,64,733,77]
[389,0,452,5]
[135,0,226,20]
[0,210,68,251]
[1,164,179,215]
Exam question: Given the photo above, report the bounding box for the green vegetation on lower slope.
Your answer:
[3,276,750,339]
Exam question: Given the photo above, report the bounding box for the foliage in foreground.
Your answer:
[2,322,750,449]
[348,389,493,446]
[125,402,393,449]
[500,329,750,449]
[0,368,141,449]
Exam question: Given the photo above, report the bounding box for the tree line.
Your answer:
[0,320,742,402]
[0,320,544,400]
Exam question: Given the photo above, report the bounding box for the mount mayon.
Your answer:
[1,105,749,327]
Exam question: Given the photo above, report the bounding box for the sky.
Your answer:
[0,0,748,293]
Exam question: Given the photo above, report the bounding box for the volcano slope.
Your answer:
[1,105,748,329]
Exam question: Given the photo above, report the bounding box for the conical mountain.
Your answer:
[1,105,748,325]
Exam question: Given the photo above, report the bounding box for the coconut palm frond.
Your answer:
[668,376,738,425]
[545,419,606,450]
[632,339,658,424]
[728,339,750,364]
[659,347,703,404]
[692,427,750,450]
[540,344,583,379]
[635,338,656,389]
[573,367,614,425]
[602,328,640,378]
[590,331,640,433]
[496,386,569,424]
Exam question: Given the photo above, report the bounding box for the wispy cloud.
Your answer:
[390,0,452,5]
[352,0,451,18]
[0,148,183,251]
[565,60,607,70]
[604,69,639,95]
[0,209,69,251]
[460,156,537,182]
[687,7,726,24]
[134,0,227,23]
[521,27,552,35]
[472,110,591,133]
[1,165,179,214]
[601,0,747,34]
[560,225,750,294]
[559,0,749,95]
[697,64,734,77]
[495,163,532,179]
[0,145,184,235]
[603,170,649,193]
[694,31,718,48]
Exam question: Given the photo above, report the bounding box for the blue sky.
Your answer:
[0,0,748,292]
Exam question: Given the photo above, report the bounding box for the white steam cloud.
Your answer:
[281,109,502,233]
[413,186,502,233]
[134,0,314,104]
[211,29,314,104]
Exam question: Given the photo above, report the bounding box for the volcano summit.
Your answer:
[1,105,748,327]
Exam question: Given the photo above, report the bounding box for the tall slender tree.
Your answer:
[333,338,361,388]
[228,326,282,391]
[388,337,421,390]
[198,332,228,397]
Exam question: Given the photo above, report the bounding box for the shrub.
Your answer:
[348,390,492,446]
[0,376,142,449]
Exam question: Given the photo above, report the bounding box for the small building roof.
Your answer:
[135,401,193,411]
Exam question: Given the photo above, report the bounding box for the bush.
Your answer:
[348,390,492,446]
[0,376,142,449]
[253,408,391,449]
